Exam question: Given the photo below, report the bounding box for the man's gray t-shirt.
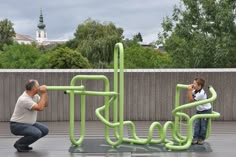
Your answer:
[10,92,40,124]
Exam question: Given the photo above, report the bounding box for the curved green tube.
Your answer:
[46,42,220,151]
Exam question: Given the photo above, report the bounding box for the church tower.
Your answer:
[36,9,47,43]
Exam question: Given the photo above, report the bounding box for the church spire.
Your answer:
[36,9,47,43]
[37,9,46,29]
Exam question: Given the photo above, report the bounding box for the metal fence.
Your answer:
[0,69,235,121]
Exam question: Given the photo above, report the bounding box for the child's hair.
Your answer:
[194,78,205,88]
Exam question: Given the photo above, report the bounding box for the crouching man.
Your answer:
[10,79,49,152]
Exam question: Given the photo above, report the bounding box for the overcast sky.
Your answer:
[0,0,180,43]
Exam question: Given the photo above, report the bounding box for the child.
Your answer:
[187,78,212,145]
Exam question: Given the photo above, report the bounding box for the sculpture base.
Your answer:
[69,139,212,153]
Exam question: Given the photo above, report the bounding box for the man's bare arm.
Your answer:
[32,85,48,111]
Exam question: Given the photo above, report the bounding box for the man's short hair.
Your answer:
[25,79,37,91]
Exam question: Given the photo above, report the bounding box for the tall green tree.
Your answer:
[0,19,16,50]
[47,47,91,69]
[158,0,236,68]
[68,19,124,68]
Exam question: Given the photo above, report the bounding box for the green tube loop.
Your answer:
[46,42,220,150]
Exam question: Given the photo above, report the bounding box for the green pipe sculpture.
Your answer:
[46,43,220,150]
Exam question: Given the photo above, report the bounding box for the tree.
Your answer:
[133,32,143,42]
[47,47,91,69]
[158,0,236,68]
[0,43,41,68]
[68,19,124,68]
[0,19,16,50]
[124,44,172,68]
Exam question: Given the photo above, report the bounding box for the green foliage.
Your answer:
[47,47,91,69]
[0,43,41,68]
[0,44,90,69]
[34,52,50,69]
[124,44,172,68]
[0,19,16,50]
[0,18,184,69]
[68,18,124,68]
[158,0,236,68]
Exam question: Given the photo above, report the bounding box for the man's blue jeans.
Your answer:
[10,122,49,146]
[193,108,212,140]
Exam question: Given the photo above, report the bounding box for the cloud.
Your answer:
[0,0,180,43]
[13,19,36,35]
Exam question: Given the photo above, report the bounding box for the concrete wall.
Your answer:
[0,69,235,121]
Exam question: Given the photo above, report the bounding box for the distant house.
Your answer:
[156,44,165,52]
[138,41,155,48]
[14,9,67,46]
[38,40,67,49]
[138,42,165,53]
[14,33,36,44]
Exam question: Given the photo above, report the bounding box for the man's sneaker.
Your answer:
[13,143,29,152]
[198,138,204,145]
[192,139,198,145]
[24,146,33,150]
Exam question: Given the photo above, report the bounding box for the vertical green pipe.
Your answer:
[104,43,124,146]
[174,85,180,139]
[69,90,76,145]
[78,94,86,145]
[70,94,85,146]
[113,43,118,128]
[69,76,85,146]
[118,43,124,143]
[68,75,112,146]
[104,77,111,144]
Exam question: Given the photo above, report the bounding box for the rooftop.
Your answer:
[0,121,235,157]
[14,33,36,42]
